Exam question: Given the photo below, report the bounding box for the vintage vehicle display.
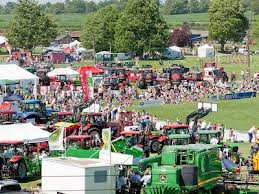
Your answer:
[140,144,222,194]
[103,76,121,90]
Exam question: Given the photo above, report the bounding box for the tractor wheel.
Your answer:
[89,128,101,140]
[17,162,27,180]
[230,152,240,164]
[150,140,163,153]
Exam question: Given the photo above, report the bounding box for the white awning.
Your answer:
[47,68,79,77]
[0,123,50,144]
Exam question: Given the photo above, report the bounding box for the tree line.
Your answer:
[0,0,127,15]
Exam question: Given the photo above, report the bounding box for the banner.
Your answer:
[209,92,256,101]
[224,92,256,100]
[102,128,111,152]
[138,100,161,108]
[48,126,64,151]
[79,67,88,100]
[86,71,94,99]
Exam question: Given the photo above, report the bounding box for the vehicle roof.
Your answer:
[162,144,217,152]
[168,134,191,139]
[197,130,220,134]
[23,99,41,104]
[0,110,16,114]
[0,140,24,145]
[164,123,189,129]
[67,135,91,140]
[55,112,73,116]
[121,130,141,135]
[36,69,50,73]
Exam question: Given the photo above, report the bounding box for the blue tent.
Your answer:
[3,93,24,102]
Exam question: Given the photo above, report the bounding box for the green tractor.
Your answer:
[0,142,43,180]
[140,144,222,194]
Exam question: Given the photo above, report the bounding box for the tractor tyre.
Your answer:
[150,140,163,153]
[88,128,101,140]
[17,162,27,180]
[230,152,240,164]
[138,80,145,89]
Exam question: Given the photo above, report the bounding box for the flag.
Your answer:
[102,128,111,152]
[86,71,94,99]
[48,126,65,151]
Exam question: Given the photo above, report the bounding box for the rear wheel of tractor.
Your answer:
[150,140,163,153]
[89,128,101,140]
[17,162,27,180]
[230,152,240,164]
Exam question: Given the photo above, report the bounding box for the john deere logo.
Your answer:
[160,174,167,181]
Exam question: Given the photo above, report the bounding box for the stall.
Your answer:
[198,44,215,58]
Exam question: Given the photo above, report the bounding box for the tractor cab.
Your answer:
[114,67,128,83]
[203,62,227,84]
[56,74,68,83]
[197,130,221,144]
[67,135,99,149]
[163,123,190,135]
[80,112,106,128]
[168,134,192,145]
[36,69,51,86]
[103,76,120,90]
[0,110,17,124]
[120,130,142,147]
[51,112,74,123]
[137,68,156,88]
[167,64,189,85]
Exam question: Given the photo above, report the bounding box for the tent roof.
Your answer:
[169,46,182,52]
[0,123,50,144]
[199,44,214,49]
[0,36,8,45]
[47,68,79,77]
[3,93,24,102]
[78,66,104,74]
[0,64,39,81]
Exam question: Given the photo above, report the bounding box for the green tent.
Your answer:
[0,79,19,85]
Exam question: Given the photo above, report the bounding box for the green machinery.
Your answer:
[140,144,222,194]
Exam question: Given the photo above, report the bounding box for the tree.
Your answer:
[8,0,57,50]
[188,0,200,13]
[65,0,86,13]
[164,0,188,15]
[251,0,259,15]
[208,0,249,52]
[169,24,192,47]
[81,6,119,52]
[199,0,210,13]
[115,0,169,56]
[252,15,259,41]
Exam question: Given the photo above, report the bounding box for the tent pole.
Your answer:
[34,79,37,99]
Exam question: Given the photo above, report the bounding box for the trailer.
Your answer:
[42,157,118,194]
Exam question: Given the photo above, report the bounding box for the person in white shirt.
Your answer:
[141,170,151,187]
[210,137,218,145]
[248,126,256,143]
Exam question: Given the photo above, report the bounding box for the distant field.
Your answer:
[0,12,209,32]
[163,13,209,29]
[0,13,86,33]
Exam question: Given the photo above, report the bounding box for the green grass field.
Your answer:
[127,97,259,131]
[0,12,209,32]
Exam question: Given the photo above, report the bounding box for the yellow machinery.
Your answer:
[252,132,259,173]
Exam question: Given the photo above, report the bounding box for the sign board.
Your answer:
[198,102,217,112]
[139,100,161,108]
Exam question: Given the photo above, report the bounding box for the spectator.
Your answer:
[141,169,151,187]
[248,126,256,143]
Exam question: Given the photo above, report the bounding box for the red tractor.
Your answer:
[114,67,129,85]
[137,68,156,89]
[164,64,189,86]
[103,76,121,90]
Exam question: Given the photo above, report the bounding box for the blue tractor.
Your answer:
[17,99,57,124]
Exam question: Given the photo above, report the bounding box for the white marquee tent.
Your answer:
[0,64,39,96]
[47,68,79,77]
[198,44,215,58]
[0,123,50,144]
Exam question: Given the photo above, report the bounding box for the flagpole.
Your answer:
[64,122,67,157]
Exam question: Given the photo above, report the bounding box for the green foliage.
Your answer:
[252,15,259,41]
[199,0,210,13]
[251,0,259,15]
[164,0,188,15]
[188,0,200,14]
[208,0,249,52]
[8,0,58,50]
[115,0,169,56]
[81,6,119,52]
